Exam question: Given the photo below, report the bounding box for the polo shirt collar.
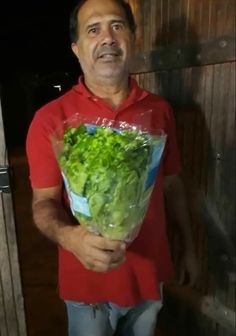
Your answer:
[73,76,149,106]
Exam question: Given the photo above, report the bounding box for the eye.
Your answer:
[112,23,124,31]
[88,27,99,35]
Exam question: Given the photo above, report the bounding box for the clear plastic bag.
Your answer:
[52,112,166,242]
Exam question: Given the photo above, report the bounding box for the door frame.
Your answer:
[0,94,27,335]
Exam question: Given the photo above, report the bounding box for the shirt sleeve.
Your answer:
[162,104,181,176]
[26,110,62,188]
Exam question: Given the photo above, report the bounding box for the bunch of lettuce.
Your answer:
[58,123,161,241]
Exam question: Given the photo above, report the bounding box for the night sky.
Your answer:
[0,1,83,147]
[0,0,81,77]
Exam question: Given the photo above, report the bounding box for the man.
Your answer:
[26,0,198,335]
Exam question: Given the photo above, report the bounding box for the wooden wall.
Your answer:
[128,0,235,335]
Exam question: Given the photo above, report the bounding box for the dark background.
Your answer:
[0,0,81,75]
[0,0,82,147]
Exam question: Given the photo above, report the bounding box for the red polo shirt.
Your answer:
[26,77,181,306]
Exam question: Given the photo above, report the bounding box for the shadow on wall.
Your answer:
[155,13,235,303]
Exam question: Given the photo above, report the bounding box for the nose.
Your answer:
[101,27,116,46]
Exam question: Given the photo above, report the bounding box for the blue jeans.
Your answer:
[65,300,162,336]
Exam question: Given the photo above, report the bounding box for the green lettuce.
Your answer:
[58,123,160,240]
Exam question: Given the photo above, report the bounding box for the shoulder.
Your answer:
[144,91,172,110]
[139,90,175,123]
[29,87,79,133]
[33,88,75,120]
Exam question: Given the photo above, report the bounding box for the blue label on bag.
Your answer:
[145,141,165,189]
[85,124,97,134]
[85,123,122,134]
[70,191,91,217]
[62,172,91,217]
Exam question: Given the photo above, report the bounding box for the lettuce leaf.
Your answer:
[59,124,159,240]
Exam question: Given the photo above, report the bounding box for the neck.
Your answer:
[84,76,130,109]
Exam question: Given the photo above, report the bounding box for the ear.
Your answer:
[71,42,80,59]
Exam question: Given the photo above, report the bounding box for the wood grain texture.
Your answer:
[130,0,235,50]
[0,97,27,335]
[131,0,235,334]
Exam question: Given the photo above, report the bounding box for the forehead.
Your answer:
[78,0,127,27]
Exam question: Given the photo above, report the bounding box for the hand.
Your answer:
[62,225,126,272]
[177,249,199,286]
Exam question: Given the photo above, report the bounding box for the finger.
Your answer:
[88,247,125,268]
[89,235,125,252]
[94,255,125,272]
[88,246,112,265]
[109,248,126,264]
[85,259,114,273]
[110,256,126,270]
[83,252,126,272]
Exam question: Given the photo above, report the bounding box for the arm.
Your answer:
[164,174,199,285]
[32,186,126,272]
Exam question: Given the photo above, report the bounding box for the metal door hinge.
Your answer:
[0,166,11,193]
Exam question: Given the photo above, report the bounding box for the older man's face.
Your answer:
[72,0,134,83]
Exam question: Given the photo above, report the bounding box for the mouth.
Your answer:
[98,52,120,60]
[95,46,123,62]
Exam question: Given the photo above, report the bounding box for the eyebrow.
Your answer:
[109,19,126,25]
[86,22,100,31]
[85,18,126,31]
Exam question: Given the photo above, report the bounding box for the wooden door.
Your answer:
[0,96,27,335]
[128,0,236,335]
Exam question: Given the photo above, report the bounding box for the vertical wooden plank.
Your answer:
[0,195,18,336]
[128,0,142,51]
[0,99,6,329]
[159,70,169,99]
[196,0,204,40]
[150,72,157,94]
[166,0,181,45]
[180,68,196,176]
[187,0,196,40]
[0,96,27,335]
[192,0,203,41]
[150,0,157,48]
[224,62,236,150]
[184,0,191,42]
[0,95,17,336]
[191,67,204,186]
[225,0,236,36]
[3,193,28,335]
[222,62,236,267]
[215,64,226,156]
[166,0,171,45]
[202,65,214,194]
[0,272,8,335]
[161,0,170,46]
[0,97,6,163]
[143,0,150,51]
[176,0,184,44]
[211,64,222,203]
[155,0,164,46]
[196,67,208,190]
[212,64,231,226]
[173,68,183,107]
[199,0,211,40]
[215,0,230,36]
[208,0,218,38]
[181,67,193,106]
[206,64,217,198]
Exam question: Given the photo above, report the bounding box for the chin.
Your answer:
[97,67,127,80]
